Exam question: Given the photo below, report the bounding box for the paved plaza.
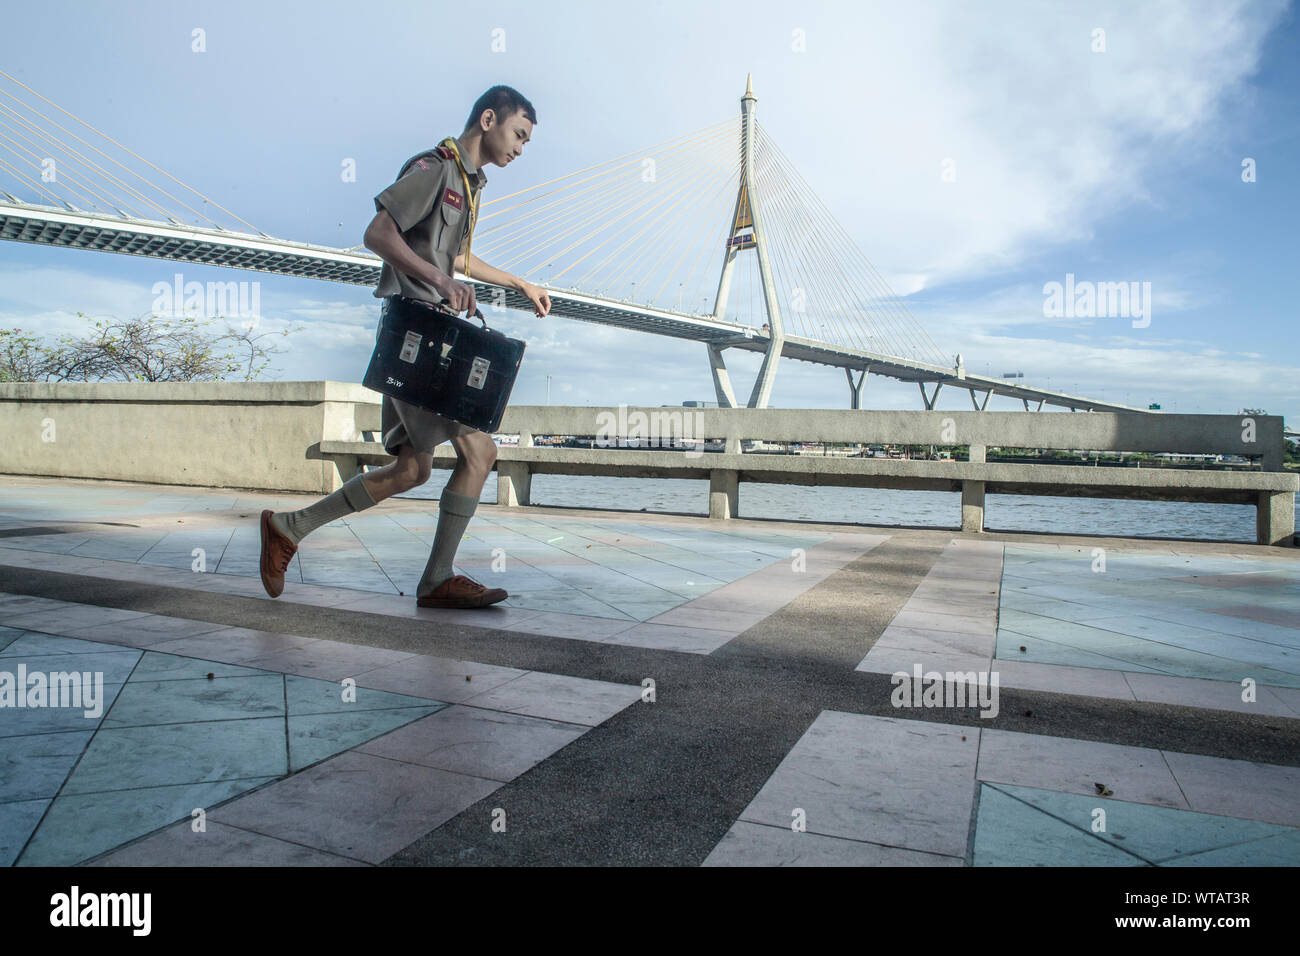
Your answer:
[1,474,1297,866]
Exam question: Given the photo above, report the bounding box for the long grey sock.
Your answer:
[417,487,478,596]
[270,473,378,545]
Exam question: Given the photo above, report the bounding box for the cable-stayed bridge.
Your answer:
[0,69,1146,414]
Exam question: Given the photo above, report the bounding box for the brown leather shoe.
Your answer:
[259,509,298,598]
[416,574,508,609]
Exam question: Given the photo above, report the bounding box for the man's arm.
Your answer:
[454,252,552,317]
[364,210,476,315]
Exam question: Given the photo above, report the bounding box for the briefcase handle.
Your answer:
[438,299,490,332]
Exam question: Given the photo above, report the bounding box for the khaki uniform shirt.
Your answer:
[372,140,487,303]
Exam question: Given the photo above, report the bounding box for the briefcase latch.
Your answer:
[398,330,422,364]
[435,326,459,373]
[467,356,491,389]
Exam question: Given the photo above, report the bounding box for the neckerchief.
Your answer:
[439,136,480,278]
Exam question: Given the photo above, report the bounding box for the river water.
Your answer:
[395,474,1299,544]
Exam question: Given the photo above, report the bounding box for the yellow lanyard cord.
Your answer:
[440,137,479,278]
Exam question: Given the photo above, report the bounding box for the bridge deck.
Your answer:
[1,198,1146,413]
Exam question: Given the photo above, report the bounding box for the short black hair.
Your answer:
[464,85,537,133]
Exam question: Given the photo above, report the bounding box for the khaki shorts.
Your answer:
[380,393,473,456]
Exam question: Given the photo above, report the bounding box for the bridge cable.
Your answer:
[0,106,166,220]
[582,133,741,295]
[0,69,262,234]
[488,125,736,278]
[483,125,735,274]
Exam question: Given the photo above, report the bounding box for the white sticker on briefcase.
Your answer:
[398,330,422,363]
[467,356,491,389]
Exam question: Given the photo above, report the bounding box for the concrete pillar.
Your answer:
[918,382,942,409]
[739,78,786,411]
[710,469,739,518]
[1256,490,1295,547]
[496,430,535,506]
[327,454,361,492]
[968,445,986,463]
[961,480,985,532]
[707,344,740,408]
[846,366,868,409]
[747,334,784,409]
[497,461,532,507]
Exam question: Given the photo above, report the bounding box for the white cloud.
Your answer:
[910,330,1298,415]
[918,273,1210,346]
[790,0,1288,291]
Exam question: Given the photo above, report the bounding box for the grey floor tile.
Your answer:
[86,820,369,866]
[464,671,643,726]
[976,730,1189,809]
[354,655,528,704]
[606,622,736,654]
[210,750,501,863]
[148,628,320,663]
[357,705,586,781]
[703,821,965,867]
[738,712,980,858]
[645,606,766,631]
[1163,751,1300,826]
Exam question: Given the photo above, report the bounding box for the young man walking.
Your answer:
[260,85,551,609]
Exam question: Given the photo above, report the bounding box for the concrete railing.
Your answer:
[1,381,1294,545]
[0,381,376,495]
[332,399,1296,547]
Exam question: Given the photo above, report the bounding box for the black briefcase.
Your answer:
[363,295,526,433]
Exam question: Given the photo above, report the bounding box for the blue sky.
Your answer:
[0,0,1296,420]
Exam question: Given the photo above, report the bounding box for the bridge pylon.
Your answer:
[708,75,785,409]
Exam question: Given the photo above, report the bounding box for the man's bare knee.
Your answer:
[454,433,496,477]
[389,447,431,489]
[403,456,432,487]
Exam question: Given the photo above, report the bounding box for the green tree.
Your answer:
[0,327,52,382]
